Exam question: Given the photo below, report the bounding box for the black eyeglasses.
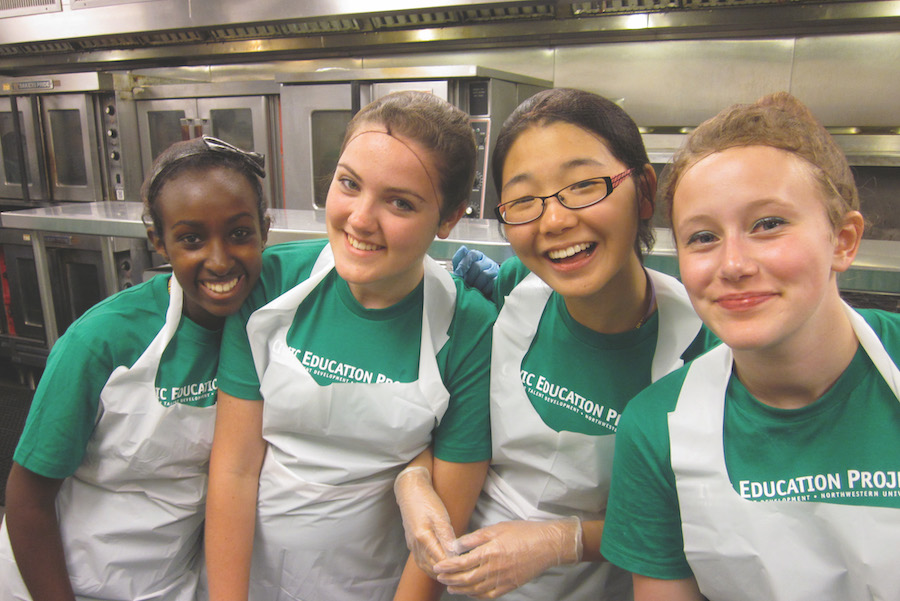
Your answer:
[494,168,636,225]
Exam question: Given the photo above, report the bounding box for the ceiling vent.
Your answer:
[370,11,460,29]
[0,0,60,19]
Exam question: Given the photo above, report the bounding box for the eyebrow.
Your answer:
[170,211,256,229]
[336,162,429,204]
[501,157,607,194]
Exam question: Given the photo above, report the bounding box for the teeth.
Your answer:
[204,278,239,294]
[348,235,380,251]
[548,243,592,260]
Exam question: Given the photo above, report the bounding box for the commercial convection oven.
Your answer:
[277,66,550,218]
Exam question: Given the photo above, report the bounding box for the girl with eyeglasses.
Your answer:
[395,88,718,601]
[601,92,900,600]
[0,136,270,601]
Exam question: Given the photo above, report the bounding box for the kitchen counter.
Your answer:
[3,202,899,285]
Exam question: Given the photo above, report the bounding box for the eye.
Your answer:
[684,230,718,246]
[507,196,539,209]
[338,176,360,193]
[230,227,254,242]
[752,216,787,233]
[568,179,605,195]
[178,233,202,247]
[390,197,415,212]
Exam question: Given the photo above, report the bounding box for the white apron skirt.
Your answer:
[245,245,457,601]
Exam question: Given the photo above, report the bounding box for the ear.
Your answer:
[146,227,169,263]
[637,164,657,221]
[260,215,272,248]
[437,205,467,240]
[831,210,864,273]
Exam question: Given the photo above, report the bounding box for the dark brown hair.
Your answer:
[141,136,268,237]
[342,90,476,222]
[491,88,656,257]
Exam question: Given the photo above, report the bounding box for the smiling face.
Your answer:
[149,165,267,329]
[672,145,860,354]
[326,127,462,309]
[500,122,651,307]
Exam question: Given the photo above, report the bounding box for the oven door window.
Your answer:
[148,109,187,164]
[209,108,255,152]
[1,111,29,186]
[47,109,88,187]
[311,110,352,209]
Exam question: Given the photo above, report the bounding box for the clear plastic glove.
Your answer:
[452,245,498,298]
[394,465,458,578]
[433,517,583,599]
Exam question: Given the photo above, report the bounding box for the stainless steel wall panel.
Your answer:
[791,33,900,127]
[554,39,795,127]
[361,48,555,85]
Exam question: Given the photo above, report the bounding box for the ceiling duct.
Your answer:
[0,0,898,74]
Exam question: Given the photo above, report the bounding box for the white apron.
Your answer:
[464,269,702,601]
[245,245,456,601]
[669,303,900,601]
[0,276,215,601]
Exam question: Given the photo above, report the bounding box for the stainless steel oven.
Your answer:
[0,72,120,207]
[0,73,151,364]
[0,226,142,364]
[278,66,550,218]
[130,81,281,208]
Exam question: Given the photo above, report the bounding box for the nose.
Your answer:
[538,195,577,235]
[205,237,234,275]
[718,234,757,281]
[346,195,378,234]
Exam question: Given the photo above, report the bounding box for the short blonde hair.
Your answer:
[660,92,859,230]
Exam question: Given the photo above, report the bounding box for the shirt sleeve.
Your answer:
[492,256,531,310]
[432,281,497,463]
[216,303,264,401]
[14,328,115,478]
[601,374,696,580]
[216,243,312,401]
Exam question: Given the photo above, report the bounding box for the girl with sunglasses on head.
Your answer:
[601,92,900,600]
[395,88,718,601]
[204,91,495,601]
[0,136,270,601]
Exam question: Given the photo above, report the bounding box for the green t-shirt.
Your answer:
[217,239,496,463]
[14,275,220,479]
[493,256,718,435]
[601,308,900,580]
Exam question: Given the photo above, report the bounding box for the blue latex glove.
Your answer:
[452,245,498,298]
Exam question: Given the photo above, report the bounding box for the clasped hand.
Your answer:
[433,518,583,599]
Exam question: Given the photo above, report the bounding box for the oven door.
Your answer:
[40,94,104,202]
[0,96,49,203]
[136,98,200,175]
[1,239,45,341]
[137,95,274,205]
[280,83,353,211]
